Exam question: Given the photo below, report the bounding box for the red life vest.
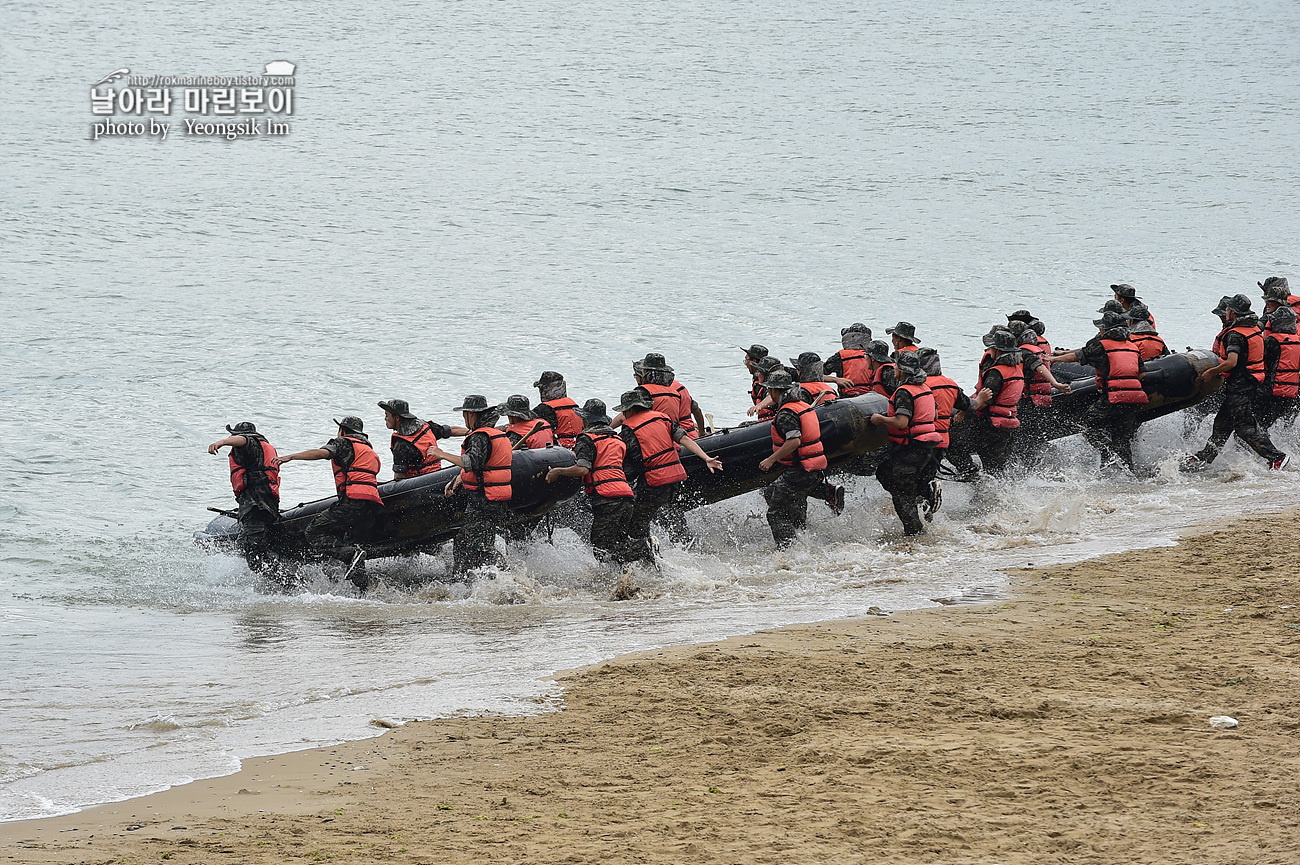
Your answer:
[670,380,699,439]
[640,384,682,425]
[541,397,583,448]
[1287,295,1300,316]
[1219,325,1266,383]
[888,382,943,446]
[926,375,960,448]
[390,421,442,479]
[978,361,1025,429]
[331,435,383,505]
[229,433,280,501]
[506,418,555,449]
[1019,341,1054,406]
[1095,338,1148,404]
[460,427,513,501]
[1213,326,1227,359]
[868,364,890,396]
[1268,331,1300,398]
[582,431,634,498]
[750,378,766,406]
[801,380,838,402]
[769,400,828,471]
[1130,332,1167,361]
[837,349,873,397]
[624,410,687,487]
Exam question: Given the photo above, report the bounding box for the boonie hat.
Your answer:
[991,329,1019,352]
[614,388,654,413]
[1261,277,1292,303]
[575,398,613,426]
[753,355,784,375]
[1226,294,1254,315]
[742,344,769,361]
[637,352,673,373]
[226,421,257,434]
[1098,299,1125,315]
[1092,311,1126,330]
[885,321,918,344]
[759,369,797,391]
[1111,283,1139,300]
[916,347,942,376]
[895,352,927,383]
[840,323,871,338]
[377,398,416,419]
[502,394,535,420]
[864,340,892,363]
[333,415,365,433]
[1006,309,1035,323]
[789,351,823,369]
[1268,305,1298,335]
[1211,295,1231,317]
[533,371,565,389]
[453,394,492,413]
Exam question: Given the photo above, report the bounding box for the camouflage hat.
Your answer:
[758,369,797,391]
[1226,294,1254,315]
[613,388,654,413]
[1097,299,1126,315]
[1092,310,1127,330]
[502,394,535,420]
[225,421,257,434]
[991,329,1019,352]
[753,355,784,375]
[1006,309,1036,323]
[742,344,769,361]
[916,347,942,376]
[636,352,674,373]
[840,322,872,338]
[1261,277,1292,303]
[1123,302,1152,322]
[377,398,416,419]
[894,351,927,383]
[864,340,893,363]
[575,398,613,425]
[1006,320,1028,336]
[452,394,492,413]
[1211,295,1231,317]
[789,351,823,369]
[981,326,1007,348]
[1268,305,1298,335]
[532,370,565,389]
[333,415,365,433]
[885,321,918,344]
[1030,319,1046,336]
[1016,326,1039,346]
[1111,283,1139,300]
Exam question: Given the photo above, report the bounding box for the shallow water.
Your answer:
[2,0,1299,821]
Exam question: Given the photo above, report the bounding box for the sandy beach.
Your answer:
[4,511,1299,864]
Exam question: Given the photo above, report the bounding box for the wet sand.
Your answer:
[4,512,1300,864]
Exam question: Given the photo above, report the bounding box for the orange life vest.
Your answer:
[926,375,960,448]
[1267,331,1300,398]
[542,397,583,448]
[769,400,828,471]
[507,418,555,449]
[888,382,942,446]
[390,421,442,479]
[331,435,383,505]
[978,361,1025,429]
[624,410,688,487]
[868,364,890,396]
[801,380,838,402]
[1130,332,1167,361]
[1019,341,1054,406]
[750,378,766,407]
[670,381,699,439]
[837,349,873,397]
[460,427,513,501]
[229,433,280,500]
[1096,338,1149,404]
[640,384,682,426]
[1287,295,1300,316]
[582,431,634,498]
[1219,325,1266,383]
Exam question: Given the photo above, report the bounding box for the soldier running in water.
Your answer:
[870,352,942,535]
[208,421,280,573]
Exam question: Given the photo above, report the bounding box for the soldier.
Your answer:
[1111,284,1155,326]
[823,324,875,396]
[616,388,722,562]
[378,398,467,480]
[545,399,636,564]
[885,321,921,360]
[756,370,845,548]
[274,416,383,589]
[789,351,837,402]
[916,348,977,465]
[1257,305,1300,430]
[615,353,706,439]
[532,371,584,449]
[870,353,942,534]
[946,329,1024,477]
[501,395,556,449]
[427,396,514,575]
[1049,311,1150,471]
[863,340,895,396]
[1182,295,1289,472]
[1260,276,1300,316]
[207,421,280,572]
[745,356,785,419]
[1123,303,1169,360]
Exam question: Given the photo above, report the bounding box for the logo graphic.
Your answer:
[264,60,296,76]
[93,68,130,86]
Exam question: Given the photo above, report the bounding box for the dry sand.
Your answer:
[4,512,1299,864]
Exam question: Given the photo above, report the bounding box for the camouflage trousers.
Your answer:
[763,467,836,548]
[876,444,938,535]
[1194,385,1285,465]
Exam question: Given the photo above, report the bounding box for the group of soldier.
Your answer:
[209,278,1298,590]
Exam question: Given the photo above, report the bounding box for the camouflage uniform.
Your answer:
[305,434,381,565]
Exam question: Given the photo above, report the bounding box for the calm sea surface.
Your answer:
[1,0,1298,820]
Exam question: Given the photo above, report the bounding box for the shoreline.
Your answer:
[4,510,1299,863]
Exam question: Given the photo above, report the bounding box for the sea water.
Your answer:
[1,0,1298,821]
